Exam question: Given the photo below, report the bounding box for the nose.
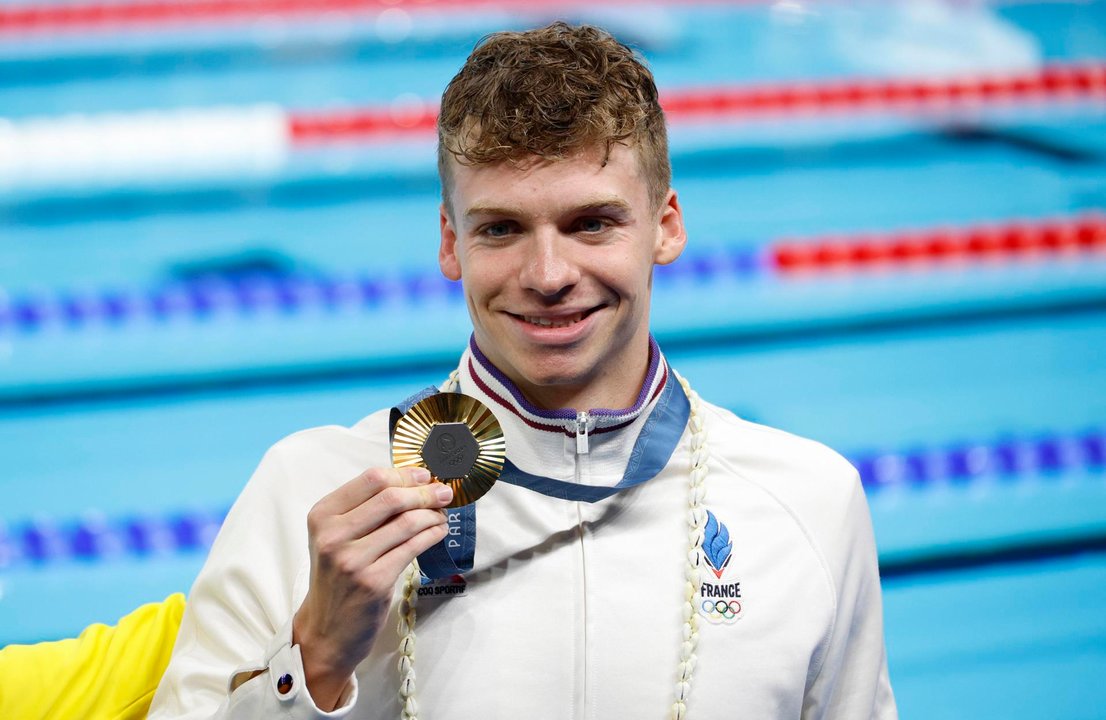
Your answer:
[519,229,580,299]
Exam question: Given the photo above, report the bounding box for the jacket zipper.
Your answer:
[575,410,590,455]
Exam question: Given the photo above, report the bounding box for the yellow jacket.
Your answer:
[0,593,185,720]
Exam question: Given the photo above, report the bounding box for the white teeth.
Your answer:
[524,313,583,328]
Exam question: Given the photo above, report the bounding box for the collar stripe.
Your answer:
[497,375,691,502]
[467,358,571,435]
[468,335,664,422]
[466,358,668,437]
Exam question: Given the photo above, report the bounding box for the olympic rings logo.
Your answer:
[700,599,741,621]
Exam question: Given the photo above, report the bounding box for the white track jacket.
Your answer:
[151,340,897,719]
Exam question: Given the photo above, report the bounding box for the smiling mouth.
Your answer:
[513,306,604,329]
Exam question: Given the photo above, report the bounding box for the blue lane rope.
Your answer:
[1,247,762,335]
[0,427,1101,570]
[849,428,1105,490]
[0,508,228,570]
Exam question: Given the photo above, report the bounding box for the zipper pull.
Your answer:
[575,410,590,455]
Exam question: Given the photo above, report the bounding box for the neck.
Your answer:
[469,335,658,414]
[516,366,645,413]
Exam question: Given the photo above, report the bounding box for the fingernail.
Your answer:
[412,468,432,484]
[433,483,454,503]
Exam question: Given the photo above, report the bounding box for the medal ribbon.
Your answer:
[498,376,689,501]
[389,389,477,579]
[390,377,690,578]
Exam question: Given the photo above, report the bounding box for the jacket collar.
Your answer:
[457,335,671,486]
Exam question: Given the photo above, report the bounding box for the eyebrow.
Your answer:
[464,198,634,220]
[464,205,522,220]
[574,199,634,216]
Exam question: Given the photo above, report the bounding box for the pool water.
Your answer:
[2,2,1105,717]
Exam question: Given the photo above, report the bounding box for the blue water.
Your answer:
[2,3,1105,717]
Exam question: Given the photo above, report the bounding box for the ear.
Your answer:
[653,189,687,265]
[439,203,462,281]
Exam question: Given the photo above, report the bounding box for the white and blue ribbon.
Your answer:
[389,377,690,578]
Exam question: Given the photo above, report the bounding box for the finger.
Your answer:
[343,507,449,570]
[364,521,452,589]
[313,466,432,516]
[340,481,453,537]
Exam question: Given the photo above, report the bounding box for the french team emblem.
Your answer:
[702,510,733,579]
[698,510,743,624]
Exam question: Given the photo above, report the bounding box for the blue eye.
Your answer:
[484,222,512,238]
[578,218,606,233]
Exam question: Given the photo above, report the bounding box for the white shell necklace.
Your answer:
[396,372,709,720]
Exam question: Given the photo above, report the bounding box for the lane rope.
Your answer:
[770,212,1106,273]
[3,64,1102,190]
[2,213,1103,335]
[0,507,228,569]
[1,426,1101,568]
[0,0,671,33]
[293,63,1106,142]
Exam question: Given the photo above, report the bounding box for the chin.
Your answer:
[518,365,581,389]
[513,360,591,393]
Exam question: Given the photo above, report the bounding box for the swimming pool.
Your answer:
[2,1,1105,716]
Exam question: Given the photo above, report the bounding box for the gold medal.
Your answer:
[391,393,506,507]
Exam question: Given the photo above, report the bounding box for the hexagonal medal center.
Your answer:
[420,422,480,479]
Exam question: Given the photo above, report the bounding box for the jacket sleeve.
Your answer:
[148,440,359,719]
[0,592,184,720]
[802,472,898,720]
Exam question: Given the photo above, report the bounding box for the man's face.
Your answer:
[438,143,686,409]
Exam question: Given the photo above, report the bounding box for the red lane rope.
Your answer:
[663,64,1106,116]
[0,0,683,32]
[288,63,1106,144]
[290,105,438,142]
[770,213,1106,274]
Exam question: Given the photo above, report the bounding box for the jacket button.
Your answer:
[277,673,294,695]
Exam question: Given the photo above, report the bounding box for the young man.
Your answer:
[151,23,896,719]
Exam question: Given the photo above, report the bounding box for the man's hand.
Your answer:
[292,466,453,710]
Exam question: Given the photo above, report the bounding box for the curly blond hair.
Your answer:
[437,22,670,213]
